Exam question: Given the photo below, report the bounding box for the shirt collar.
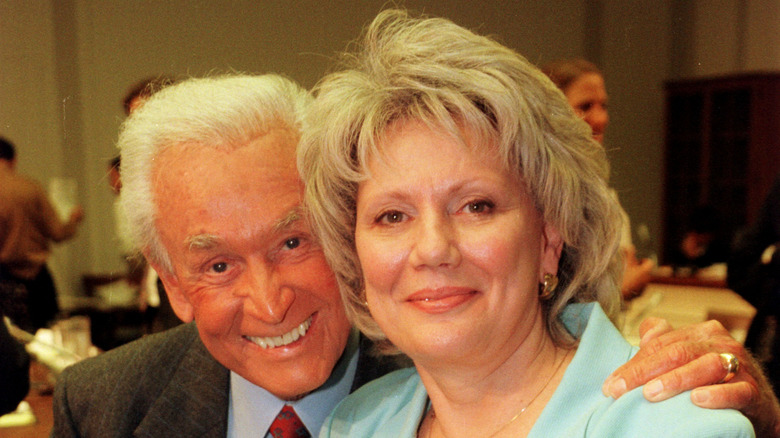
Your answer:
[227,328,360,438]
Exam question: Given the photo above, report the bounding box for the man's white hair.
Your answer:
[118,74,311,272]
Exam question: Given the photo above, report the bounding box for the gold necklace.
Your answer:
[425,348,571,438]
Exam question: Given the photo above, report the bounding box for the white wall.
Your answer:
[2,0,778,297]
[676,0,780,77]
[744,0,780,71]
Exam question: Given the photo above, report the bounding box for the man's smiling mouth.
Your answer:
[245,316,312,349]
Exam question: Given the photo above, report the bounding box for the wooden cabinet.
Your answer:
[662,73,780,264]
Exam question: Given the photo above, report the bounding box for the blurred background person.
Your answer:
[110,76,181,336]
[107,155,122,196]
[673,204,729,272]
[113,76,176,257]
[122,75,176,117]
[543,58,654,300]
[0,137,83,332]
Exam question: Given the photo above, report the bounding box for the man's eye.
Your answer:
[284,237,300,250]
[211,262,229,273]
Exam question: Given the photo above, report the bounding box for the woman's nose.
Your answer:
[409,214,461,269]
[586,105,609,132]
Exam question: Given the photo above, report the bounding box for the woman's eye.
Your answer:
[465,200,494,214]
[577,102,594,113]
[377,211,405,224]
[284,237,301,250]
[211,262,229,273]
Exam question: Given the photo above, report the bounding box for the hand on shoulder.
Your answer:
[603,318,780,437]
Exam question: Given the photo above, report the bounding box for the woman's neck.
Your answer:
[414,320,573,438]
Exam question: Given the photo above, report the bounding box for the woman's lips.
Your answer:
[406,288,478,313]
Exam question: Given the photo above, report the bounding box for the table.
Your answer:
[621,282,757,345]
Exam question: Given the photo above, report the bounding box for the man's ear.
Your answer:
[539,223,564,279]
[145,252,195,323]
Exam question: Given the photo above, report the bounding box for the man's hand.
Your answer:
[603,318,780,437]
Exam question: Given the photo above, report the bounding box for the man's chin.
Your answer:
[253,369,331,400]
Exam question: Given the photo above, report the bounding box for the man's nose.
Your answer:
[239,262,295,324]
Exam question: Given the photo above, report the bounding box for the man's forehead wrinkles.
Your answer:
[181,206,304,252]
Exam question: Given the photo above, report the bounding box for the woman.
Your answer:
[542,59,610,145]
[543,59,654,300]
[299,10,753,437]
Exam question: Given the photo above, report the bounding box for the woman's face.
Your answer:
[564,72,609,144]
[354,120,562,365]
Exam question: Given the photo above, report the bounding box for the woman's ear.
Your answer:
[539,223,564,279]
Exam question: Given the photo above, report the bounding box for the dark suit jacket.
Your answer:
[52,323,399,437]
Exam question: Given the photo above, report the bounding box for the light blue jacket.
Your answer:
[320,303,754,437]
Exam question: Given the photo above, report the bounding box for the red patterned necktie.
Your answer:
[268,405,311,438]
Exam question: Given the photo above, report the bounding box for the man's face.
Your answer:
[149,129,352,400]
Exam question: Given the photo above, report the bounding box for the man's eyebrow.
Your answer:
[184,208,305,251]
[273,207,304,232]
[186,234,221,251]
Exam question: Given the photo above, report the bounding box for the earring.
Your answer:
[539,273,558,300]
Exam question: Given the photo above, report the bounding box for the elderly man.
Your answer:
[52,74,394,437]
[52,74,779,437]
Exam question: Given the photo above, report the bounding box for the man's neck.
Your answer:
[226,329,361,438]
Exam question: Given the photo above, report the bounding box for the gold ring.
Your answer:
[718,353,739,383]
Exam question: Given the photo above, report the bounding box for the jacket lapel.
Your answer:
[134,329,230,437]
[350,335,409,393]
[130,333,405,436]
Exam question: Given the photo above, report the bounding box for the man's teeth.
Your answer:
[247,317,312,349]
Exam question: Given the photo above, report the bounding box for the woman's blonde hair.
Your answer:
[298,9,623,353]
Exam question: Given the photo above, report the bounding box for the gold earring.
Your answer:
[539,273,558,300]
